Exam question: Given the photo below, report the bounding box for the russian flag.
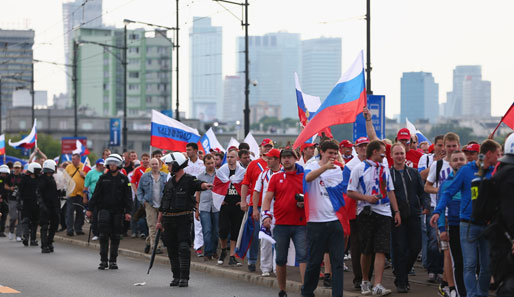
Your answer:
[501,102,514,130]
[9,119,37,149]
[406,118,431,146]
[200,128,224,154]
[151,110,200,152]
[0,135,5,155]
[243,132,260,160]
[293,51,366,149]
[82,157,92,174]
[72,139,90,156]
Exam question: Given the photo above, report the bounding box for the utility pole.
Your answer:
[366,0,372,95]
[31,62,35,126]
[123,24,128,152]
[175,0,180,121]
[0,78,2,133]
[73,40,78,137]
[243,0,250,136]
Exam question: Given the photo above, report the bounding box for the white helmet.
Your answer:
[27,162,42,174]
[0,165,10,174]
[499,133,514,164]
[162,152,188,173]
[42,159,57,173]
[105,153,124,169]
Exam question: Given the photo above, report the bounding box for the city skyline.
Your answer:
[1,0,513,119]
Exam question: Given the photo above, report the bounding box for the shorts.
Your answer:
[357,211,391,255]
[273,225,307,266]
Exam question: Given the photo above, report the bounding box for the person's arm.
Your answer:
[252,190,261,221]
[424,181,438,194]
[424,162,439,194]
[38,148,48,160]
[261,190,274,228]
[240,184,249,211]
[305,161,335,182]
[156,212,164,230]
[136,175,145,203]
[347,190,379,204]
[195,191,201,221]
[123,177,132,221]
[430,170,464,227]
[363,106,378,141]
[388,190,401,226]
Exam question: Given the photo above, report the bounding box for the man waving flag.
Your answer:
[293,51,366,148]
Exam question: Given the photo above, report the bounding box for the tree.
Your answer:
[5,133,61,160]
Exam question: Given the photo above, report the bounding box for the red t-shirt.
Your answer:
[130,166,147,189]
[385,143,423,169]
[267,170,306,226]
[242,158,268,206]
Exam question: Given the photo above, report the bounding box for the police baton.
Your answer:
[147,228,161,274]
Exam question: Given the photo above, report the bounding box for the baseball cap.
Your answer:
[463,143,480,152]
[210,148,222,153]
[264,148,281,158]
[300,142,316,152]
[13,161,22,168]
[428,143,434,153]
[227,146,239,152]
[397,128,411,141]
[280,149,298,159]
[339,140,353,148]
[355,137,370,146]
[96,158,105,165]
[260,138,274,147]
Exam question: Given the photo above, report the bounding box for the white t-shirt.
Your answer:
[347,160,395,217]
[254,168,282,214]
[184,158,205,178]
[304,161,339,222]
[426,159,452,207]
[418,153,434,172]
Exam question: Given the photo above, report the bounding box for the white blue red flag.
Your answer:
[0,135,5,155]
[72,139,90,156]
[243,132,260,160]
[200,128,224,153]
[9,119,37,149]
[294,51,366,148]
[406,118,431,146]
[151,110,200,152]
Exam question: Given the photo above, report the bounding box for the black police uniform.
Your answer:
[89,170,132,267]
[38,173,60,252]
[19,173,40,245]
[0,173,9,236]
[160,173,205,284]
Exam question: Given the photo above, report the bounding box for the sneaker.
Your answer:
[144,244,151,254]
[139,234,146,239]
[371,284,392,296]
[217,249,227,265]
[155,248,163,254]
[49,244,54,252]
[41,247,51,254]
[396,285,408,293]
[384,259,391,269]
[98,261,108,270]
[438,284,450,297]
[131,233,137,238]
[195,249,203,257]
[428,273,438,283]
[178,279,188,287]
[248,263,256,272]
[108,262,118,270]
[169,279,179,286]
[229,256,242,266]
[22,238,28,246]
[361,281,372,295]
[323,273,332,288]
[261,271,271,277]
[8,232,14,240]
[344,263,350,272]
[16,236,22,242]
[91,236,99,241]
[344,254,350,261]
[30,240,38,246]
[408,268,416,276]
[449,289,457,297]
[0,232,6,237]
[67,232,74,237]
[278,290,287,297]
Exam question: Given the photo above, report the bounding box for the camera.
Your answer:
[295,193,304,202]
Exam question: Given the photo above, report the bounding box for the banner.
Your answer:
[353,95,385,141]
[110,118,121,147]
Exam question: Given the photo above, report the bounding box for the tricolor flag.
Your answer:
[295,72,333,138]
[243,132,260,160]
[293,51,366,148]
[151,110,200,152]
[406,118,431,146]
[200,128,224,154]
[304,165,350,236]
[211,163,246,211]
[226,137,240,152]
[0,135,5,155]
[82,157,92,174]
[72,139,90,156]
[501,102,514,130]
[9,119,37,149]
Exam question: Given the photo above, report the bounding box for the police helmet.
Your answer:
[105,153,124,169]
[162,152,188,173]
[499,133,514,165]
[27,162,42,174]
[42,159,57,173]
[0,165,10,174]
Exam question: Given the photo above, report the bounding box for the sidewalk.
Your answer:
[53,225,439,297]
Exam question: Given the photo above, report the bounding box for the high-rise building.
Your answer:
[75,27,172,117]
[445,65,490,117]
[238,32,301,119]
[189,17,222,121]
[301,37,341,99]
[0,29,34,117]
[400,72,439,123]
[222,75,244,122]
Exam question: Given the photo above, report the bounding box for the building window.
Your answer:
[128,84,139,90]
[129,71,139,78]
[146,96,152,103]
[129,34,139,40]
[103,83,109,90]
[59,120,67,130]
[82,122,93,130]
[146,59,152,66]
[128,47,139,54]
[142,141,150,152]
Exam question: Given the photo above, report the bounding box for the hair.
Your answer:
[238,142,250,150]
[391,142,405,153]
[215,152,224,159]
[141,153,150,159]
[366,140,385,159]
[443,132,460,144]
[434,135,444,144]
[467,140,479,145]
[203,154,214,161]
[319,139,339,152]
[103,148,111,155]
[6,161,13,169]
[72,153,81,159]
[186,142,198,150]
[382,138,393,145]
[151,150,163,157]
[480,139,500,155]
[238,149,250,158]
[449,150,465,158]
[129,150,136,155]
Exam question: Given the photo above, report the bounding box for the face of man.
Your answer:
[371,145,386,163]
[392,145,406,166]
[14,167,21,174]
[320,148,338,163]
[434,139,444,156]
[267,156,280,170]
[398,139,411,152]
[198,150,204,160]
[108,163,118,172]
[186,146,197,159]
[420,142,429,154]
[355,144,368,159]
[130,152,137,161]
[464,151,478,162]
[410,137,418,150]
[214,155,222,167]
[226,151,238,166]
[260,145,273,156]
[141,156,150,168]
[339,147,352,157]
[96,164,104,172]
[123,152,130,162]
[103,150,111,159]
[239,153,251,167]
[281,155,296,171]
[450,152,467,171]
[444,140,460,158]
[150,158,160,171]
[72,155,80,167]
[204,158,215,172]
[303,146,315,160]
[485,148,500,166]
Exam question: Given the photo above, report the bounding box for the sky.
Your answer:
[1,0,513,118]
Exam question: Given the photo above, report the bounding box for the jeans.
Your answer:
[66,195,84,234]
[8,200,22,236]
[391,215,422,287]
[421,214,428,268]
[426,207,443,274]
[248,205,260,265]
[460,222,491,297]
[302,220,345,297]
[199,211,219,257]
[273,224,308,265]
[448,225,466,297]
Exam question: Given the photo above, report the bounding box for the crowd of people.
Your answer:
[0,106,513,297]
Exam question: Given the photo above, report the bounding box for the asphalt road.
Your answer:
[0,237,286,297]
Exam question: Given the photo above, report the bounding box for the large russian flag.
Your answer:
[293,51,366,148]
[9,119,37,149]
[200,127,224,153]
[0,135,5,155]
[151,110,200,152]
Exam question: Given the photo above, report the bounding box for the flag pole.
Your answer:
[490,104,514,138]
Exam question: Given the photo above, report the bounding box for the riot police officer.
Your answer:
[0,165,10,237]
[156,152,212,287]
[19,162,41,246]
[38,160,60,253]
[86,154,132,270]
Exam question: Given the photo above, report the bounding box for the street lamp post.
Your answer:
[366,0,372,95]
[123,23,128,153]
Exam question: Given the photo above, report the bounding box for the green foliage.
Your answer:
[5,133,61,160]
[426,123,481,145]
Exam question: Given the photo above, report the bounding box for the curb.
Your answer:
[53,235,360,297]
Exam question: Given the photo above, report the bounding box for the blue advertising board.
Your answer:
[110,118,121,147]
[353,95,385,141]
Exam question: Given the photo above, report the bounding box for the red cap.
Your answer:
[260,138,274,147]
[339,140,353,148]
[264,148,281,158]
[301,142,316,152]
[209,148,222,153]
[355,137,370,146]
[227,146,238,152]
[464,144,480,152]
[397,128,411,141]
[428,143,434,153]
